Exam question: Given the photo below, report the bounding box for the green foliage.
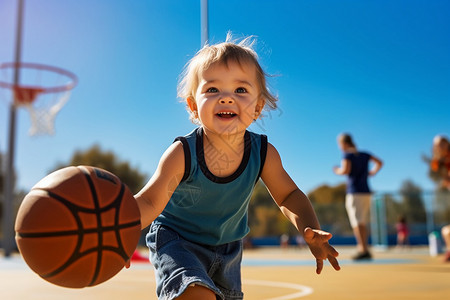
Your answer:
[52,144,148,194]
[308,183,352,235]
[248,181,355,238]
[382,180,430,235]
[248,181,296,238]
[399,180,426,223]
[383,193,403,232]
[434,189,450,226]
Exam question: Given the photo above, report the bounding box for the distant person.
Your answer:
[333,133,383,260]
[280,233,290,249]
[132,35,340,299]
[430,135,450,190]
[296,234,306,249]
[430,135,450,262]
[396,215,410,249]
[441,225,450,262]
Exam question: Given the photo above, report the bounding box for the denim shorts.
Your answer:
[146,223,244,300]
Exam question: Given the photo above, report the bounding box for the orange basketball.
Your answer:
[14,166,142,288]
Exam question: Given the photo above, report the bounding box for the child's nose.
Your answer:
[219,96,234,104]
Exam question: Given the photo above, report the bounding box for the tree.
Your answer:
[308,183,352,235]
[248,181,296,238]
[51,144,150,246]
[399,180,426,224]
[52,144,148,194]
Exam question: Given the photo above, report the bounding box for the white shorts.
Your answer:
[345,193,372,228]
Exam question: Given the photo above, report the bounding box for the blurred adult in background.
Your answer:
[430,135,450,262]
[334,133,383,260]
[430,135,450,190]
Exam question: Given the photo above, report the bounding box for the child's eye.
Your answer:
[235,87,247,93]
[206,87,218,93]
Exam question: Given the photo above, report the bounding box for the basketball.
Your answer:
[14,166,142,288]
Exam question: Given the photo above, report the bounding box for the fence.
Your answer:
[370,190,450,247]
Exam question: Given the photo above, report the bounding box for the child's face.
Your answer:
[189,60,263,136]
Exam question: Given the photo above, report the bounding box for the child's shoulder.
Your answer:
[160,139,186,170]
[264,141,282,164]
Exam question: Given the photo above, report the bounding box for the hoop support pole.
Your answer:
[3,0,24,257]
[201,0,208,47]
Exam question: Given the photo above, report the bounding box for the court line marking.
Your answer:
[115,274,314,299]
[244,279,313,300]
[0,258,314,299]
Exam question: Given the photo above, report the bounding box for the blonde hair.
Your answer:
[177,33,278,123]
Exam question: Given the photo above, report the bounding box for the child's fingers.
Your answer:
[316,255,340,274]
[316,259,323,275]
[328,244,339,257]
[328,255,341,271]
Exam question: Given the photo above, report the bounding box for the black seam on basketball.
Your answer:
[80,168,103,286]
[37,190,85,279]
[17,221,141,238]
[40,221,141,281]
[42,248,99,280]
[21,168,141,285]
[113,184,132,262]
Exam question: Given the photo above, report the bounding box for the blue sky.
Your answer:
[0,0,449,195]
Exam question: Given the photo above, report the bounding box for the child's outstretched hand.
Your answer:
[303,227,341,274]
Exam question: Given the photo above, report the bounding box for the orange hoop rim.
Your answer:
[0,62,78,93]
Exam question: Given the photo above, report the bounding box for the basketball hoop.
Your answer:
[0,62,77,135]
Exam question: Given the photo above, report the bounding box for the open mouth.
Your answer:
[216,112,237,118]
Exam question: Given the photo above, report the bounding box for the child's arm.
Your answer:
[261,143,340,274]
[134,141,185,229]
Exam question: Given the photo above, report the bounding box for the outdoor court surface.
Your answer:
[1,246,449,300]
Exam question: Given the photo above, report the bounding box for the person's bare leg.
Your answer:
[442,225,450,250]
[176,285,216,300]
[352,224,371,259]
[352,225,366,252]
[358,224,369,252]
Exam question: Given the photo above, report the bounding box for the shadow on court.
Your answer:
[1,246,449,299]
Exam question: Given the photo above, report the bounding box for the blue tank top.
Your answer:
[153,127,267,245]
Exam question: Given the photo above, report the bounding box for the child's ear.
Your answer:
[187,97,197,113]
[254,98,265,119]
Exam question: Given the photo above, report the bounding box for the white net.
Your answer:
[24,90,72,135]
[0,62,77,136]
